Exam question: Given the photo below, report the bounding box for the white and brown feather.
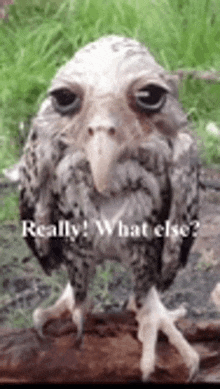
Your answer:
[19,35,200,307]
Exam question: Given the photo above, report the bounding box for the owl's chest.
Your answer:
[53,150,170,259]
[56,179,165,261]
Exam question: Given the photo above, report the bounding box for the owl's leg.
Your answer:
[33,282,86,347]
[133,287,199,381]
[33,282,75,337]
[66,256,93,347]
[33,254,92,345]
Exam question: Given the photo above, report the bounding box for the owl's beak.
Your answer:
[85,131,119,193]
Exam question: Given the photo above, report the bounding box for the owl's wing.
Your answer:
[19,123,63,275]
[160,131,200,289]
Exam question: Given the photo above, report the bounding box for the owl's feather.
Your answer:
[19,36,200,379]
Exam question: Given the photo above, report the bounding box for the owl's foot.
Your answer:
[33,282,84,346]
[134,287,199,382]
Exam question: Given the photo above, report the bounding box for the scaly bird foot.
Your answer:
[32,282,85,345]
[72,306,84,348]
[136,287,199,382]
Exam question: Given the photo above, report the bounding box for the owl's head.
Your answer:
[36,36,187,193]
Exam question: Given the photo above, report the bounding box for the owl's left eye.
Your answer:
[135,84,167,113]
[50,88,81,115]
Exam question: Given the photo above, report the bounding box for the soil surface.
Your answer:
[163,167,220,320]
[1,166,220,327]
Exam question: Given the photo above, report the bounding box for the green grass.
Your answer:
[0,0,219,226]
[0,221,69,328]
[0,0,220,173]
[0,192,19,222]
[0,218,130,328]
[179,79,220,165]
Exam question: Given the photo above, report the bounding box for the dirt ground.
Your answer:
[163,167,220,320]
[1,166,220,327]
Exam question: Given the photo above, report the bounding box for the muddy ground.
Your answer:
[1,167,220,328]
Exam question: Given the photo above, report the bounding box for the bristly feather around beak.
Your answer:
[84,131,121,194]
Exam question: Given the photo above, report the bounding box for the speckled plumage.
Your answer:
[19,36,200,380]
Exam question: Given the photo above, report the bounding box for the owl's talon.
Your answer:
[72,306,84,348]
[137,287,199,382]
[32,284,86,347]
[33,307,47,338]
[126,294,138,313]
[74,333,84,349]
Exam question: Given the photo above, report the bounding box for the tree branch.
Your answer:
[173,70,220,83]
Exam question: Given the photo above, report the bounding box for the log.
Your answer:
[1,311,220,383]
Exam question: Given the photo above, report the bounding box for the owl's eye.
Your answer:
[136,84,167,113]
[51,88,81,115]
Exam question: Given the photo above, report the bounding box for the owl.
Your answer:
[19,35,200,381]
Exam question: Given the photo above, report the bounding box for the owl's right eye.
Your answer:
[135,84,167,113]
[50,88,81,115]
